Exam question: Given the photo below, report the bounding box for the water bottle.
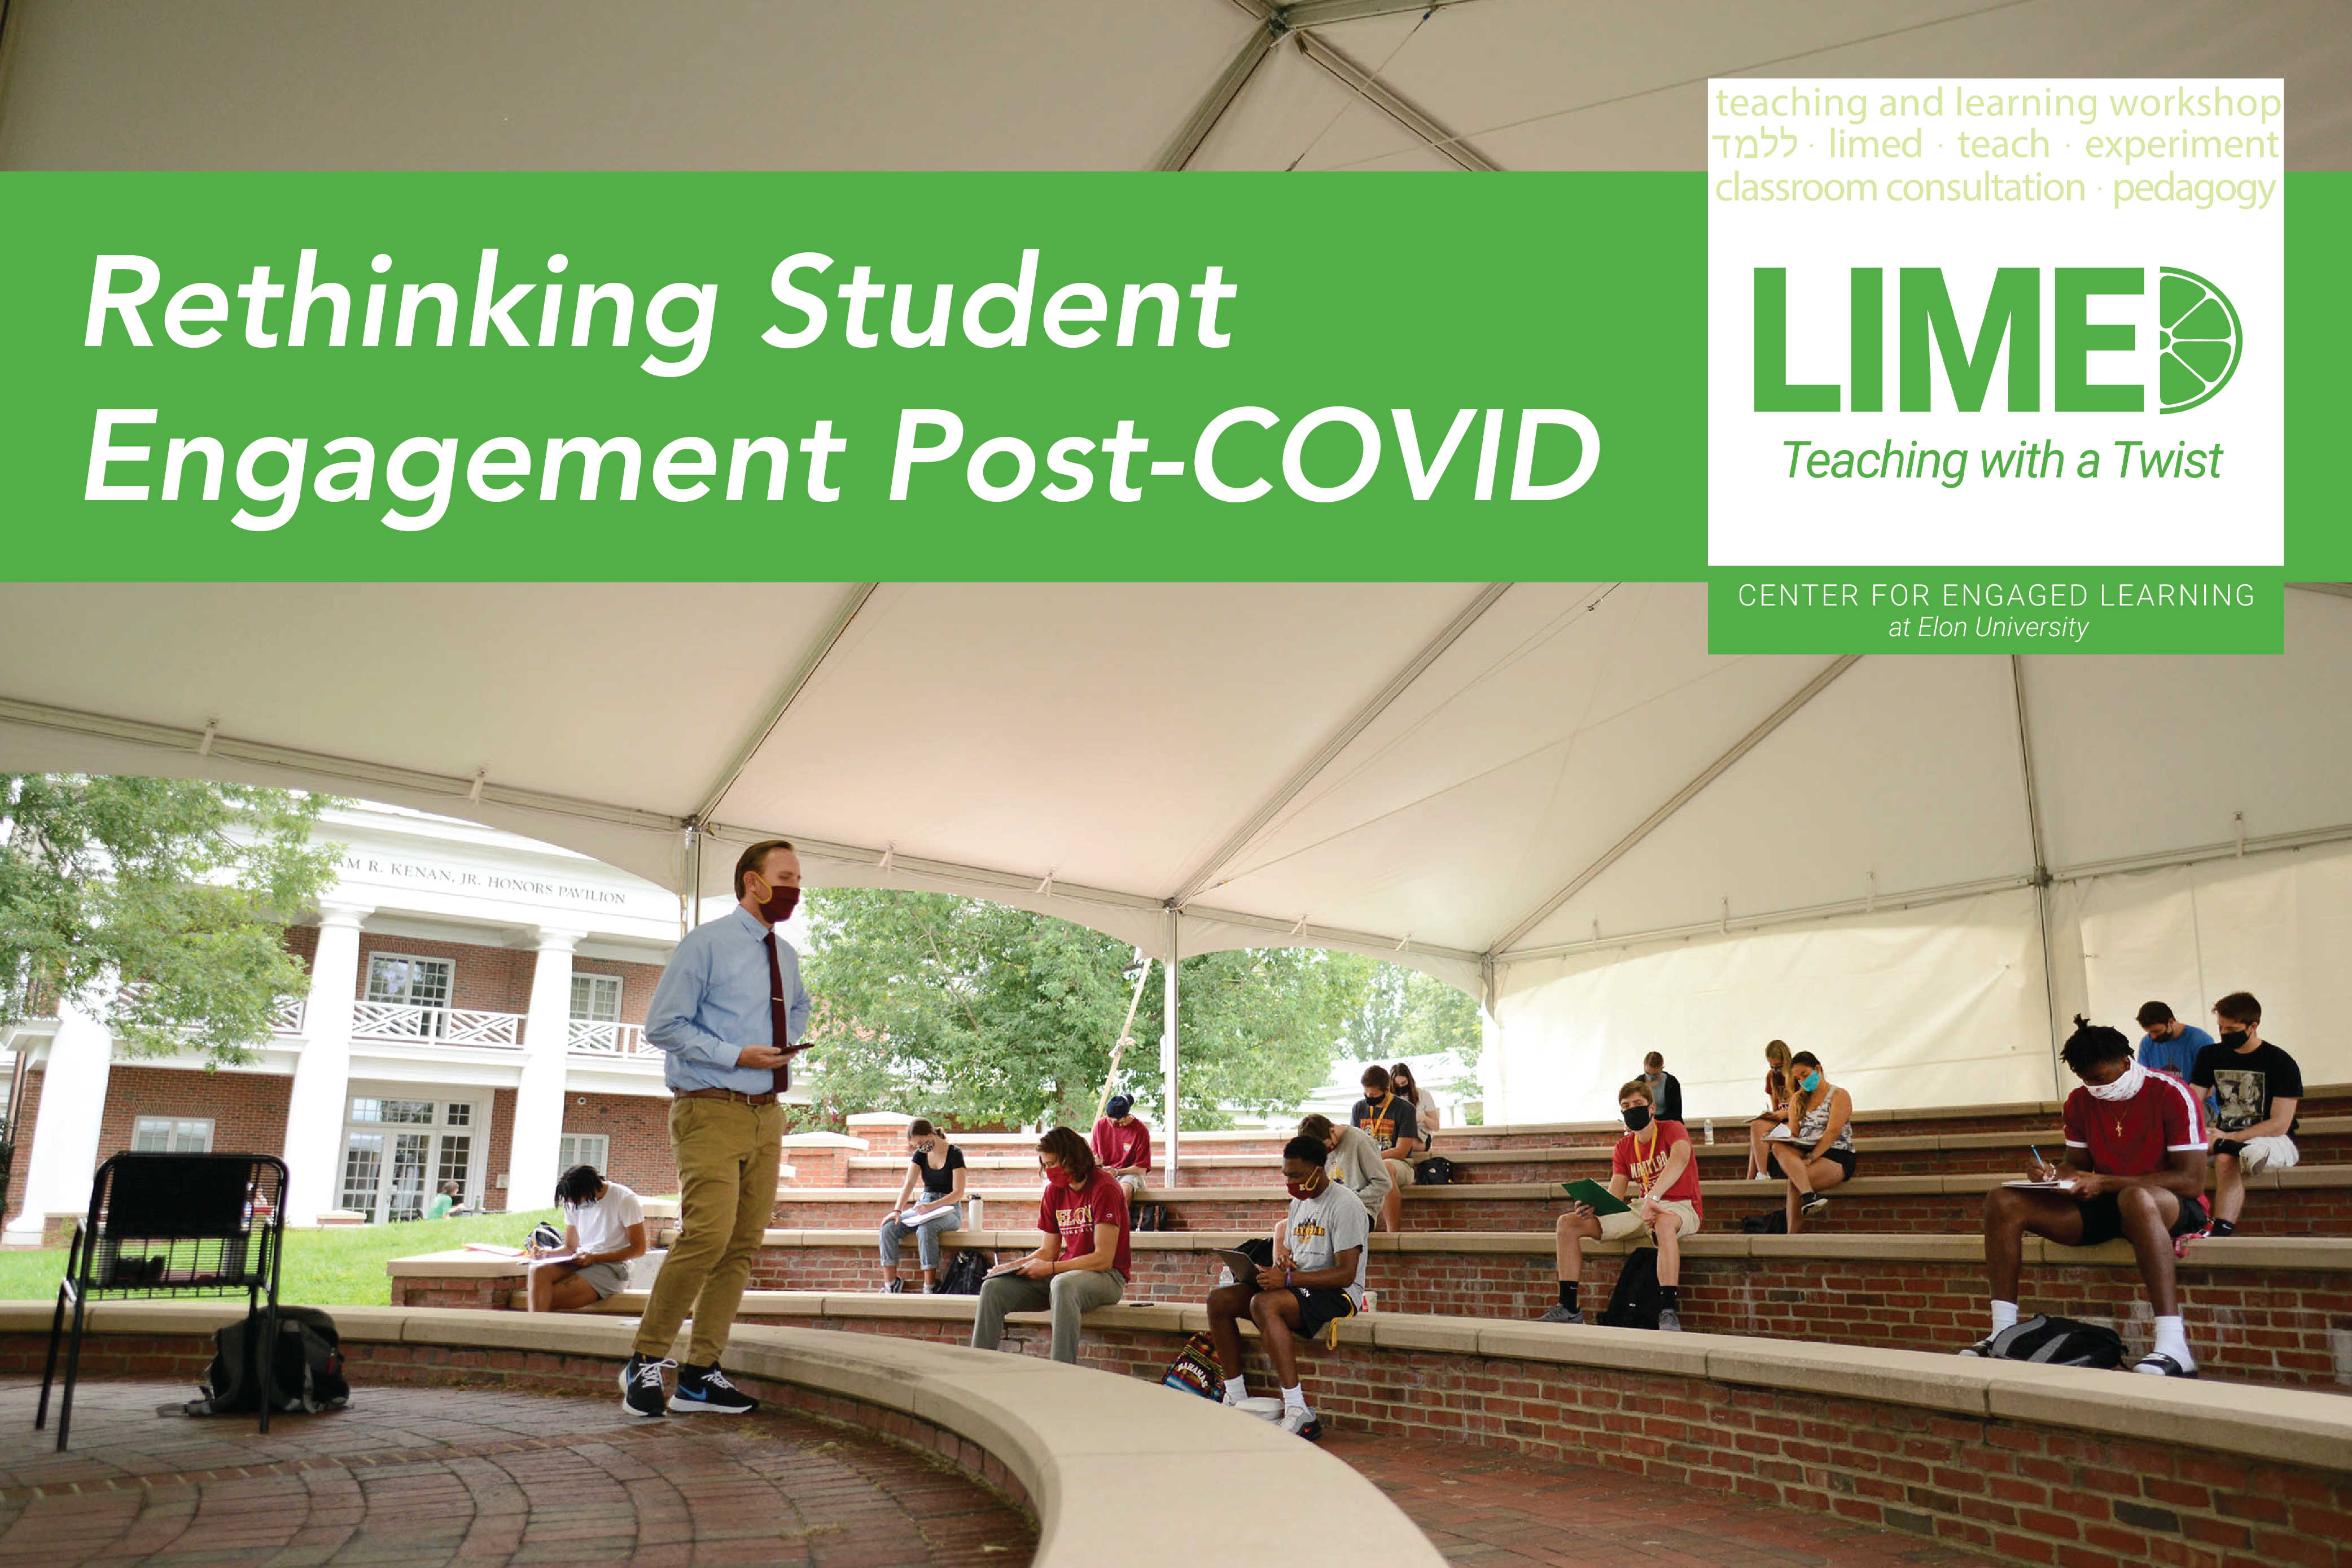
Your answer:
[1705,1119,1716,1144]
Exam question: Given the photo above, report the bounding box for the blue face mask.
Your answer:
[1798,1070,1822,1093]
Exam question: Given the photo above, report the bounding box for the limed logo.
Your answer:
[1754,266,2241,415]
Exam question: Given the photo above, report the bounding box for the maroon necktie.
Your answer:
[763,930,791,1094]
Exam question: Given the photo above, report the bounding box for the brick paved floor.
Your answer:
[0,1379,1035,1568]
[1324,1429,1998,1568]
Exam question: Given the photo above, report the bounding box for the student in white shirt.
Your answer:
[528,1164,648,1312]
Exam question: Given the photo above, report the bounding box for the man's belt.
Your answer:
[674,1087,779,1106]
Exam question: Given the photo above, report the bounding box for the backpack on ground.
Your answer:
[1599,1246,1662,1330]
[1981,1313,2126,1368]
[186,1306,350,1416]
[935,1250,992,1295]
[1740,1210,1789,1234]
[1161,1332,1226,1399]
[1413,1157,1454,1185]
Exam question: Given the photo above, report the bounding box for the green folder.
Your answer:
[1561,1178,1631,1216]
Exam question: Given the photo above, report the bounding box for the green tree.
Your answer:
[800,888,1372,1130]
[1338,957,1481,1068]
[0,775,341,1065]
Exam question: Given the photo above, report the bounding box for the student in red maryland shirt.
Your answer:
[1968,1017,2209,1377]
[969,1125,1129,1364]
[1536,1077,1702,1332]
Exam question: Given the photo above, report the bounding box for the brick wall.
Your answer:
[93,1066,292,1167]
[5,1066,42,1220]
[485,1088,516,1211]
[566,1091,676,1195]
[352,933,537,1015]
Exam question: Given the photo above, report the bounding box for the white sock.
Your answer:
[1281,1384,1307,1413]
[2152,1315,2192,1365]
[1223,1376,1247,1404]
[1990,1300,2019,1335]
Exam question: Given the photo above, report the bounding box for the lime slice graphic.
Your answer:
[2157,267,2241,414]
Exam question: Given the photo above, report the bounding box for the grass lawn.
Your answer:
[0,1208,560,1307]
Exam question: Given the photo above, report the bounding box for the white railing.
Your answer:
[350,1001,525,1048]
[567,1019,649,1055]
[112,983,304,1037]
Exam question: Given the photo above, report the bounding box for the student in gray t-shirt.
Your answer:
[1203,1136,1371,1443]
[1299,1113,1393,1222]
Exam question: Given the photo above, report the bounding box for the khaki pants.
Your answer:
[633,1096,783,1365]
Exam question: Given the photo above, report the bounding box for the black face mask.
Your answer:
[2220,1030,2250,1049]
[1622,1105,1652,1132]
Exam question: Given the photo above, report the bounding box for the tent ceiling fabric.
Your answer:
[5,582,2350,995]
[5,0,2348,172]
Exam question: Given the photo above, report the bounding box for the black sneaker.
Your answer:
[1957,1335,1998,1357]
[1656,1308,1683,1333]
[1801,1192,1829,1217]
[620,1353,673,1418]
[883,1278,904,1294]
[671,1361,758,1414]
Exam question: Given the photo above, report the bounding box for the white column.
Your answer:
[5,995,116,1239]
[281,901,373,1227]
[506,927,585,1209]
[1159,910,1180,1186]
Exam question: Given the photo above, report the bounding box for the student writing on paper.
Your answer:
[969,1126,1130,1364]
[1966,1016,2210,1377]
[1535,1078,1702,1330]
[527,1164,647,1314]
[877,1118,967,1293]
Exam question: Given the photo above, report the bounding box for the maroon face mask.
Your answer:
[751,879,799,925]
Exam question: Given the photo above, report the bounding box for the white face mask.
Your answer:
[2086,1059,2147,1102]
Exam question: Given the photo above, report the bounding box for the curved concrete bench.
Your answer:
[353,1290,2352,1568]
[0,1298,1442,1568]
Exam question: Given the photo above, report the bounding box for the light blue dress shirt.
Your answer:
[645,904,812,1094]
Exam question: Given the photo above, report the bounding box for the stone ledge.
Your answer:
[0,1298,1442,1568]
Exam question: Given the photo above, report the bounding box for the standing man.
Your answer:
[1642,1052,1685,1126]
[1090,1092,1153,1210]
[2134,1002,2212,1083]
[621,839,809,1418]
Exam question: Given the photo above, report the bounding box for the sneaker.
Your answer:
[1751,1171,1774,1180]
[1222,1385,1247,1408]
[1801,1192,1829,1217]
[1535,1304,1584,1325]
[2132,1350,2198,1378]
[671,1361,758,1414]
[620,1353,673,1418]
[1656,1308,1683,1333]
[883,1278,904,1294]
[1956,1335,1998,1357]
[2173,1221,2211,1259]
[1277,1405,1324,1442]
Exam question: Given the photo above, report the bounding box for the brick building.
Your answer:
[2,800,779,1236]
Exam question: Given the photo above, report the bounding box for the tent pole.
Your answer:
[689,824,704,930]
[1162,908,1181,1187]
[2010,656,2066,1100]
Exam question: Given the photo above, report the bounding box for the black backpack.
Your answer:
[1412,1157,1454,1185]
[186,1307,350,1416]
[1740,1211,1789,1234]
[1981,1313,2126,1368]
[1600,1246,1662,1330]
[935,1250,992,1295]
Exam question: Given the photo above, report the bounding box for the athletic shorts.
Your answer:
[572,1260,632,1300]
[1285,1286,1357,1337]
[2075,1191,2208,1248]
[2215,1135,2298,1174]
[1597,1198,1702,1241]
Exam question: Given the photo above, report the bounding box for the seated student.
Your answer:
[1205,1134,1369,1442]
[2134,1001,2212,1083]
[1966,1016,2209,1377]
[1089,1093,1154,1208]
[1535,1078,1702,1331]
[1391,1062,1442,1155]
[1299,1113,1392,1220]
[1745,1040,1795,1179]
[1641,1052,1685,1125]
[1770,1050,1856,1231]
[425,1180,466,1220]
[878,1117,967,1293]
[2191,991,2302,1238]
[526,1164,648,1313]
[1350,1065,1422,1232]
[971,1126,1129,1364]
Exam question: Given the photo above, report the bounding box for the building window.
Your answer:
[558,1133,610,1173]
[365,953,454,1037]
[339,1093,483,1223]
[131,1116,213,1153]
[570,973,621,1024]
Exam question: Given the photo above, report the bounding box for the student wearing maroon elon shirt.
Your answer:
[1966,1017,2209,1377]
[970,1125,1130,1364]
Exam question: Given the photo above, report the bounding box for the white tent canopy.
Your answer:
[5,581,2350,1122]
